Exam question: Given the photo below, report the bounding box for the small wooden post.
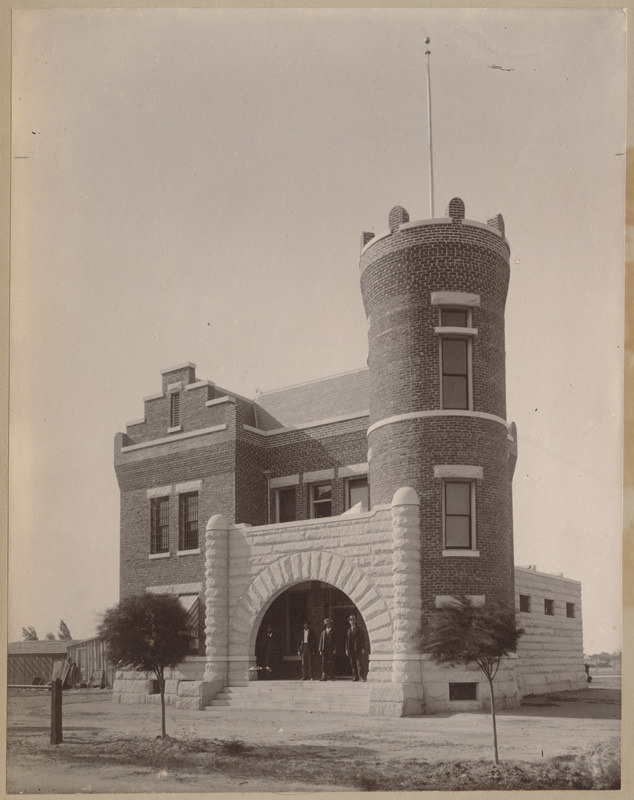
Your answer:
[50,678,63,744]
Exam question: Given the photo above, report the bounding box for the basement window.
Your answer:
[449,682,477,701]
[544,598,555,616]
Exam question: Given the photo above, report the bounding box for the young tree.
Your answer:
[45,632,56,640]
[21,626,38,641]
[422,595,523,764]
[98,594,190,738]
[58,619,72,640]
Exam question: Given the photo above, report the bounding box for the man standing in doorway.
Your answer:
[319,618,336,681]
[259,625,280,679]
[345,614,367,681]
[298,621,317,680]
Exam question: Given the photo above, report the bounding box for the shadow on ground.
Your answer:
[509,689,621,720]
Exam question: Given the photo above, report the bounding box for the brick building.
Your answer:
[113,199,586,715]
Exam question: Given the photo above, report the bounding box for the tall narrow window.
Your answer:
[277,487,296,523]
[170,392,181,427]
[310,483,332,518]
[441,338,469,409]
[347,477,369,511]
[178,594,201,652]
[150,497,170,554]
[439,307,471,410]
[444,481,473,549]
[179,492,199,551]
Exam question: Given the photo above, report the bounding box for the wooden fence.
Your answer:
[7,653,67,686]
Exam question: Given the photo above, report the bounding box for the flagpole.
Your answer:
[425,37,435,218]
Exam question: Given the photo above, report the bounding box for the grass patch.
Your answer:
[217,739,248,756]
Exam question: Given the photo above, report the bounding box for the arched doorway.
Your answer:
[254,581,369,680]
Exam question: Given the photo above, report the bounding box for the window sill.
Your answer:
[168,425,182,433]
[177,548,201,556]
[442,549,480,557]
[149,552,170,560]
[434,326,478,337]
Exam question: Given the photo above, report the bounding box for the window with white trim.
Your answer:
[150,496,170,554]
[439,307,472,410]
[310,483,332,518]
[178,492,198,551]
[443,480,474,549]
[346,476,369,511]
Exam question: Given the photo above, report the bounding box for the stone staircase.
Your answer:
[205,679,370,715]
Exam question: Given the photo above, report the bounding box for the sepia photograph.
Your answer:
[6,6,626,794]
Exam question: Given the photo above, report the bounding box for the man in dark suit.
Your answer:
[318,618,336,680]
[297,620,317,680]
[345,614,367,681]
[258,625,280,679]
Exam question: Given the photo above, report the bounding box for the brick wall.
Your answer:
[236,417,369,522]
[369,416,514,613]
[116,415,236,600]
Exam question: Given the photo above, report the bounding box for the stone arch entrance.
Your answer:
[255,582,369,680]
[231,550,393,680]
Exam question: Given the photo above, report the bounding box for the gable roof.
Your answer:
[254,368,370,431]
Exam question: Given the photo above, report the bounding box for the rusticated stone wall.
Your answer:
[515,567,586,694]
[111,513,584,714]
[201,488,422,716]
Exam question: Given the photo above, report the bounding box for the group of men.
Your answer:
[298,614,368,682]
[257,614,369,681]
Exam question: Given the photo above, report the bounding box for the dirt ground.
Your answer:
[4,679,621,794]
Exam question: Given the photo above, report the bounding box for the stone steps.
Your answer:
[205,680,370,714]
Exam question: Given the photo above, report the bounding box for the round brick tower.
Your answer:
[360,198,517,614]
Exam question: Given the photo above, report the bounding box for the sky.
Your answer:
[9,8,625,654]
